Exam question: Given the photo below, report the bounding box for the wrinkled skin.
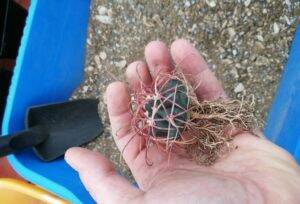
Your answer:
[65,39,300,204]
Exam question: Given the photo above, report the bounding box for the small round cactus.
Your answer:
[145,79,189,140]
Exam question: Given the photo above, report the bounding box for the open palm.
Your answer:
[65,39,300,204]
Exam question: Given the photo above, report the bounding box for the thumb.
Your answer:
[65,147,143,204]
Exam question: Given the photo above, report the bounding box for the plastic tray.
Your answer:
[265,23,300,163]
[1,0,94,203]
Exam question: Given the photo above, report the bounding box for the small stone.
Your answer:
[107,9,113,17]
[94,55,101,67]
[285,0,291,7]
[143,16,153,27]
[86,66,94,72]
[256,35,264,42]
[244,0,251,7]
[82,86,89,93]
[184,1,191,8]
[228,27,236,39]
[222,59,233,65]
[234,83,245,93]
[284,16,291,25]
[235,63,242,69]
[97,6,108,15]
[221,20,227,28]
[152,14,163,27]
[232,49,237,56]
[95,15,112,24]
[255,56,269,66]
[246,10,252,16]
[86,38,92,46]
[99,52,107,60]
[188,24,197,32]
[219,47,225,53]
[230,68,239,79]
[247,66,253,73]
[115,60,127,69]
[255,42,265,50]
[273,22,280,34]
[205,0,216,8]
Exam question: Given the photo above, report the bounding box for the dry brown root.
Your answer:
[185,99,256,165]
[129,69,257,166]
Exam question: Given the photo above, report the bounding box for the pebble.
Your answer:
[184,1,191,8]
[82,86,89,93]
[143,16,153,27]
[255,56,269,66]
[284,16,291,25]
[115,60,127,69]
[94,55,101,67]
[234,83,245,93]
[152,14,163,27]
[232,49,238,56]
[230,68,239,79]
[235,63,242,69]
[87,38,92,46]
[256,35,264,42]
[99,51,107,60]
[285,0,291,7]
[255,42,265,50]
[85,66,94,72]
[97,6,108,15]
[244,0,251,7]
[107,9,113,17]
[95,15,112,24]
[228,27,236,39]
[273,22,280,34]
[205,0,216,8]
[222,59,233,65]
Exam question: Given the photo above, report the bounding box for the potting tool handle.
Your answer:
[0,128,47,157]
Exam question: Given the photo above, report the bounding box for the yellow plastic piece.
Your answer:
[0,178,68,204]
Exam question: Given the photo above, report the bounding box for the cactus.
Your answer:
[144,79,189,140]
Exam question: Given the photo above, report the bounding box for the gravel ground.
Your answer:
[72,0,300,181]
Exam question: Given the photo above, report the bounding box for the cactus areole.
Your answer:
[144,79,189,140]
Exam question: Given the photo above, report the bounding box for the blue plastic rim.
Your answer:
[1,0,94,203]
[264,23,300,163]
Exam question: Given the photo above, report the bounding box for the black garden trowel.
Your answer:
[0,99,103,161]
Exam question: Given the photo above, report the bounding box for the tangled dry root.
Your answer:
[129,69,257,165]
[185,98,256,165]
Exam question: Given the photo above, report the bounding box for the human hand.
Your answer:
[65,39,300,204]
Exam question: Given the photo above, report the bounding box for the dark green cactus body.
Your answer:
[145,79,189,139]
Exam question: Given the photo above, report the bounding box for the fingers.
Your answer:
[127,41,173,90]
[171,39,227,100]
[126,61,152,90]
[145,41,173,78]
[65,147,142,204]
[106,82,145,167]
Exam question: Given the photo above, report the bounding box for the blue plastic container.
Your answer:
[265,24,300,163]
[1,1,94,203]
[1,1,299,203]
